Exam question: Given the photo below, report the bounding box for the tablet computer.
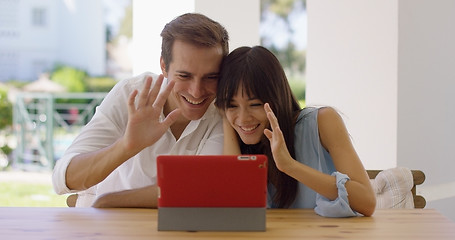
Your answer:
[156,155,268,231]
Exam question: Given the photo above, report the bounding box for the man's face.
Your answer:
[161,40,224,121]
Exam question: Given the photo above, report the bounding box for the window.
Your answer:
[32,8,47,27]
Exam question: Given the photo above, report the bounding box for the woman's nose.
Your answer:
[238,108,252,122]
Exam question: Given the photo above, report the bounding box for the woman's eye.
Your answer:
[250,103,263,107]
[227,102,238,108]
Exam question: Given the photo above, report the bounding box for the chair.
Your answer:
[66,170,426,209]
[367,169,426,208]
[66,194,78,207]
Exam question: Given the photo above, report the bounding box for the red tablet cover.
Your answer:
[157,155,268,208]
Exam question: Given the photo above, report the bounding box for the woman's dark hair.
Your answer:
[215,46,301,208]
[160,13,229,72]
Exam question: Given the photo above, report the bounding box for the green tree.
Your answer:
[0,88,12,130]
[51,65,87,93]
[85,77,117,92]
[261,0,306,100]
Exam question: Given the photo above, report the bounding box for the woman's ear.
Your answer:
[160,56,168,78]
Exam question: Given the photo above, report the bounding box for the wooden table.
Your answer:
[1,207,455,239]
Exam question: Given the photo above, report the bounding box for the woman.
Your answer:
[215,46,376,217]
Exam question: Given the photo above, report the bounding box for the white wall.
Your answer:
[397,0,455,221]
[307,0,455,221]
[306,0,398,170]
[132,0,260,75]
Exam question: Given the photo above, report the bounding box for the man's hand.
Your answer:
[66,75,181,191]
[121,75,181,156]
[92,185,159,208]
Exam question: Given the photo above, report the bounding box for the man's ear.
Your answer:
[160,56,168,78]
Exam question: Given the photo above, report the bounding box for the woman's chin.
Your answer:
[240,136,261,145]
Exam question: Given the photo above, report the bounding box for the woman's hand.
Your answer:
[222,113,241,155]
[121,75,181,156]
[263,103,295,172]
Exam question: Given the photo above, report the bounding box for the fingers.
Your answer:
[153,79,175,109]
[148,75,164,107]
[134,74,170,111]
[128,90,138,115]
[264,103,286,142]
[264,129,273,140]
[161,108,182,128]
[264,103,279,131]
[137,76,153,109]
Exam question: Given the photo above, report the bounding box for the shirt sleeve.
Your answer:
[197,117,223,155]
[314,172,358,218]
[51,72,155,195]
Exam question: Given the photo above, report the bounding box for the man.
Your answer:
[52,13,229,207]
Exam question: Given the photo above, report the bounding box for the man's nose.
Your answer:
[188,79,203,98]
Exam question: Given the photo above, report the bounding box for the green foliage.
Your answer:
[0,87,12,130]
[111,3,132,44]
[4,80,27,88]
[51,65,88,93]
[85,77,117,92]
[269,44,306,74]
[117,4,133,39]
[0,145,12,155]
[0,181,67,207]
[288,75,305,101]
[261,0,307,101]
[265,0,298,18]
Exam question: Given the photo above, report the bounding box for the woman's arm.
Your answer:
[316,107,376,216]
[264,104,375,216]
[222,115,241,155]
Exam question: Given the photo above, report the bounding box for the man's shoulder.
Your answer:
[202,102,222,122]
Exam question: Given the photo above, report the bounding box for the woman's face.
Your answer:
[225,86,269,145]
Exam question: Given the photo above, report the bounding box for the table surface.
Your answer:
[1,207,455,239]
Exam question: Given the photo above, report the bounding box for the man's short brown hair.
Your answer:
[160,13,229,72]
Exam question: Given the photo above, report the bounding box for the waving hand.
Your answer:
[263,103,294,171]
[122,75,181,155]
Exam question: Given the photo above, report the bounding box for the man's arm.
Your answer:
[65,138,137,191]
[65,75,181,191]
[91,185,159,208]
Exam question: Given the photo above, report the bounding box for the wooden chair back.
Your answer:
[367,169,426,208]
[67,171,426,208]
[66,194,78,207]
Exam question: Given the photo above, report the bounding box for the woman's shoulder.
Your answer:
[296,106,343,130]
[298,106,329,120]
[299,106,339,118]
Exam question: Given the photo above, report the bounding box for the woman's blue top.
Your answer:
[267,107,358,217]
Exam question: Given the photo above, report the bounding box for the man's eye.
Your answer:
[178,74,190,79]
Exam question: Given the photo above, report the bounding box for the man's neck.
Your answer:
[163,101,190,140]
[170,119,190,140]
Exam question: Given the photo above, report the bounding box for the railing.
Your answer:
[13,92,107,170]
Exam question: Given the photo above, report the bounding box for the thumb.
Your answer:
[264,129,273,140]
[161,109,182,128]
